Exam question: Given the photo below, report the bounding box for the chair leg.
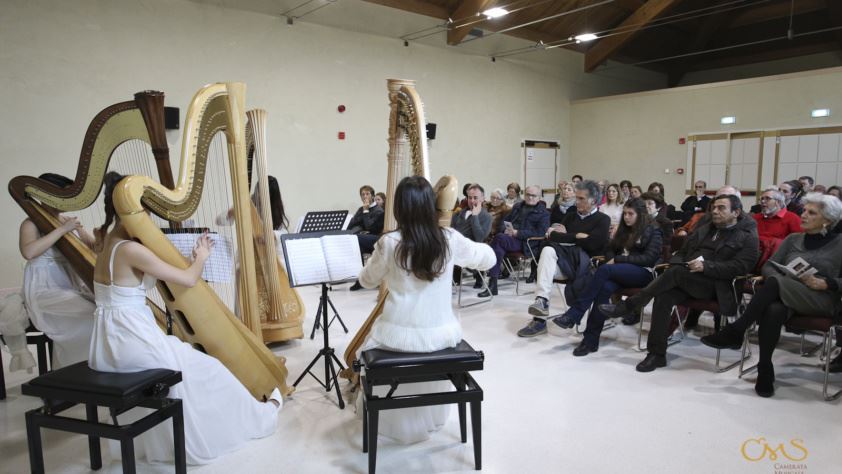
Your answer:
[368,409,379,474]
[120,438,136,474]
[824,327,842,401]
[362,402,369,453]
[86,403,102,470]
[26,410,45,474]
[173,402,186,474]
[636,309,647,352]
[738,324,757,378]
[1,347,6,400]
[456,374,467,443]
[470,400,481,470]
[36,341,49,376]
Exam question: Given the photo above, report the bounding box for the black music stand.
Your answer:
[299,210,350,337]
[280,228,361,409]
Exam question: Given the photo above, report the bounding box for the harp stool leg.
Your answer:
[20,361,185,473]
[354,340,485,473]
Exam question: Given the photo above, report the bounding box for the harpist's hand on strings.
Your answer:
[192,232,214,263]
[58,215,82,234]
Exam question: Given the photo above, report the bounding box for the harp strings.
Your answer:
[251,122,282,321]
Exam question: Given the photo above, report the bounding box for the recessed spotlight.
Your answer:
[483,7,509,19]
[720,116,736,125]
[811,108,830,118]
[574,33,598,42]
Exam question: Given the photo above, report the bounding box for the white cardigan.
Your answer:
[359,228,495,352]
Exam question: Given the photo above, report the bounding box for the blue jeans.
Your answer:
[566,263,653,347]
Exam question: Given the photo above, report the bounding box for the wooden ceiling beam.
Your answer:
[729,0,825,28]
[362,0,450,21]
[447,0,496,45]
[687,41,838,71]
[584,0,685,72]
[827,0,842,51]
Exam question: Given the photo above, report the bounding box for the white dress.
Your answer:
[356,228,495,444]
[23,245,96,369]
[88,240,279,465]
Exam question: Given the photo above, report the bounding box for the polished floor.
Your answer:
[2,279,840,473]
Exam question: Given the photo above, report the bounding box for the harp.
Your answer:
[245,109,305,342]
[9,90,175,324]
[111,82,292,399]
[342,79,458,374]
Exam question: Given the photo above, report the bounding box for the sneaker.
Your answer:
[528,297,550,317]
[551,313,576,330]
[517,319,547,338]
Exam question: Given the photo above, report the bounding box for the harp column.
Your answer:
[384,79,415,233]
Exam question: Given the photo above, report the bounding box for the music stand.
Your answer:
[280,229,361,409]
[298,210,350,336]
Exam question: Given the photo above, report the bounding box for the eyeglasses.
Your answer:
[525,193,539,198]
[759,196,774,201]
[695,185,705,189]
[490,196,503,201]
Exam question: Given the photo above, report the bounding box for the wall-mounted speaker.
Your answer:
[164,107,180,130]
[426,123,437,140]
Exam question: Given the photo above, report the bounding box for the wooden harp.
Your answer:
[112,83,291,399]
[8,90,175,323]
[342,79,458,374]
[245,109,305,342]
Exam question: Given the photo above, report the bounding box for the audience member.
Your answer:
[451,184,492,287]
[641,191,674,242]
[571,174,583,184]
[348,185,385,291]
[481,185,548,297]
[779,180,804,215]
[754,188,802,240]
[600,183,623,235]
[630,185,643,199]
[826,185,841,199]
[596,179,609,205]
[619,180,633,201]
[600,194,758,372]
[485,188,511,240]
[812,184,827,194]
[375,192,386,209]
[517,180,610,336]
[680,180,710,223]
[550,179,567,209]
[456,182,472,210]
[550,182,576,223]
[798,175,814,195]
[676,185,741,237]
[505,182,523,207]
[648,182,665,197]
[555,198,662,352]
[701,193,841,397]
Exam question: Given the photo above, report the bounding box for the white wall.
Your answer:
[570,67,842,206]
[0,0,663,287]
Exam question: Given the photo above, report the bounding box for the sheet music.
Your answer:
[284,238,330,286]
[165,233,234,283]
[321,235,363,282]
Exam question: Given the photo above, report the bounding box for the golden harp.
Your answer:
[111,82,290,399]
[245,109,305,342]
[342,79,458,375]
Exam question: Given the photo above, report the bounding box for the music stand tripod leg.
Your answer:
[309,291,325,339]
[325,292,349,333]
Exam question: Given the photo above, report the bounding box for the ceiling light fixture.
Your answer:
[811,108,830,118]
[574,33,598,42]
[483,7,509,19]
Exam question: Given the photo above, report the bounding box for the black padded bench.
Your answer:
[21,361,185,474]
[354,340,484,474]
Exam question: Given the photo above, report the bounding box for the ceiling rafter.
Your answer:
[584,0,685,72]
[363,0,450,21]
[447,0,496,45]
[729,0,826,28]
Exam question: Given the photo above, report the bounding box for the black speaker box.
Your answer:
[426,122,437,140]
[164,107,180,130]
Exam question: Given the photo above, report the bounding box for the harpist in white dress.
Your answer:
[356,227,495,444]
[89,240,280,464]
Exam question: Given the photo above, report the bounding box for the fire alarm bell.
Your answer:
[677,168,684,175]
[679,137,686,145]
[338,131,345,140]
[338,105,346,113]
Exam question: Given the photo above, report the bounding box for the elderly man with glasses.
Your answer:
[754,187,803,240]
[480,185,548,297]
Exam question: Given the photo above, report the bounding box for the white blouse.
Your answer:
[359,228,495,352]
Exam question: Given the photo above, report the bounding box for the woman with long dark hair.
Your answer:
[554,198,663,356]
[356,176,495,443]
[88,172,281,464]
[19,173,97,368]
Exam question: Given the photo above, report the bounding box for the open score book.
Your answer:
[283,234,363,286]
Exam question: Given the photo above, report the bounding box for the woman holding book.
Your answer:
[355,176,495,443]
[701,193,842,397]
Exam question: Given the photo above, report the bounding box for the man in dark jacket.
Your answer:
[600,194,759,372]
[517,180,610,337]
[349,185,384,291]
[451,184,492,287]
[481,185,549,297]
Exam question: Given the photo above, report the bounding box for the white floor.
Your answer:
[2,279,840,474]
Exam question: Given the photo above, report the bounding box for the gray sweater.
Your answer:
[450,208,492,243]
